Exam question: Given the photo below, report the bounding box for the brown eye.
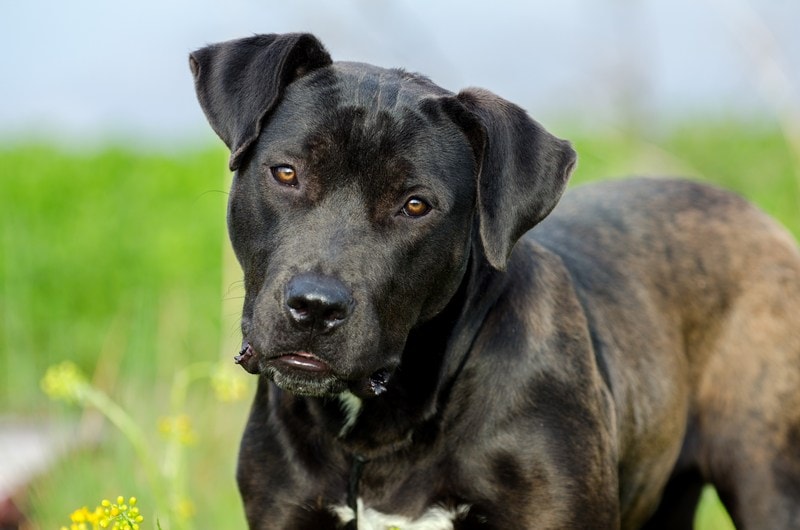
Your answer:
[271,165,297,186]
[401,197,430,217]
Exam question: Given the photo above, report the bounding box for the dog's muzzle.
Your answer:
[233,273,394,397]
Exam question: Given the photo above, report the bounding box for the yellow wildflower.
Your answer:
[62,496,142,530]
[157,414,197,445]
[211,363,248,402]
[41,361,89,403]
[174,497,196,521]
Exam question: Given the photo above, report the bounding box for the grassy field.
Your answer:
[2,121,798,529]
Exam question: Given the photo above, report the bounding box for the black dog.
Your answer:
[190,33,800,529]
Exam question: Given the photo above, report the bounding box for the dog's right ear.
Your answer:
[189,33,332,171]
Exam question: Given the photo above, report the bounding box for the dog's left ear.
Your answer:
[189,33,332,170]
[452,88,577,270]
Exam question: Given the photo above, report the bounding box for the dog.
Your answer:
[189,33,800,529]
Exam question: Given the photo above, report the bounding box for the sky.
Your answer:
[2,0,799,149]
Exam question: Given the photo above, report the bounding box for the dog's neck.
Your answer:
[270,247,507,461]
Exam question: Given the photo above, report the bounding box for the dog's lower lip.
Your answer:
[270,352,331,373]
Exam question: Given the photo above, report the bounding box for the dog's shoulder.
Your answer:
[458,238,604,407]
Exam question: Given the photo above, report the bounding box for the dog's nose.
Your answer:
[284,274,354,332]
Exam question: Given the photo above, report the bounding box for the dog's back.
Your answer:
[533,177,800,528]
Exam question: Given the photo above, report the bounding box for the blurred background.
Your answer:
[1,1,798,528]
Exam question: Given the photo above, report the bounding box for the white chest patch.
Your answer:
[331,499,470,530]
[337,391,363,437]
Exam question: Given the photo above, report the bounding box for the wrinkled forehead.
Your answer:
[278,61,452,112]
[253,62,473,200]
[320,61,452,109]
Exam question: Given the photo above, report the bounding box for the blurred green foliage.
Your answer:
[3,120,796,528]
[1,145,230,410]
[570,122,800,234]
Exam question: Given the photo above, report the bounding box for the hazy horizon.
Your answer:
[2,0,798,149]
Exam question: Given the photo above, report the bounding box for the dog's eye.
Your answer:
[271,165,298,186]
[401,197,431,217]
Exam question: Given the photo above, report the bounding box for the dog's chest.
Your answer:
[331,499,470,530]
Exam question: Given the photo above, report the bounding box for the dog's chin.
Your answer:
[263,364,348,397]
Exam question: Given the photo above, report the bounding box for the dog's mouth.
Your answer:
[235,344,331,375]
[267,351,332,374]
[235,342,392,398]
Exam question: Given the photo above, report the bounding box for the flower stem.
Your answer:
[79,385,169,524]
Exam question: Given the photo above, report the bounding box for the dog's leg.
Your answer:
[694,254,800,530]
[638,467,704,530]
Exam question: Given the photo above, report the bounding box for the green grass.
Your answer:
[1,144,249,528]
[1,121,797,528]
[569,122,800,235]
[1,144,232,409]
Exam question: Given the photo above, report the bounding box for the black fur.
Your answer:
[191,32,800,529]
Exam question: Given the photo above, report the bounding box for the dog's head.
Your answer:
[190,33,575,398]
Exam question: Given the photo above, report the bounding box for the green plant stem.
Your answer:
[164,362,215,481]
[162,361,216,530]
[78,384,170,524]
[169,361,215,413]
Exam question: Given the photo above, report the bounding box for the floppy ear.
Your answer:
[189,33,332,170]
[454,88,577,270]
